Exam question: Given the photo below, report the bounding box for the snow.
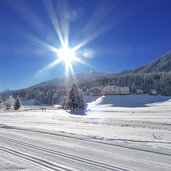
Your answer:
[85,94,171,107]
[0,94,171,170]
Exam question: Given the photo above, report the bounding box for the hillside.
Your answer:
[121,51,171,74]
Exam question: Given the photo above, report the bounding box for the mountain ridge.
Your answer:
[30,71,111,89]
[30,50,171,90]
[120,51,171,74]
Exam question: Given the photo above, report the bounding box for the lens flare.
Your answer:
[57,47,76,66]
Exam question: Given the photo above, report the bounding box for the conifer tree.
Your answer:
[14,96,21,110]
[68,84,79,111]
[68,84,85,111]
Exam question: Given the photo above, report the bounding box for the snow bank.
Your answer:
[86,94,171,107]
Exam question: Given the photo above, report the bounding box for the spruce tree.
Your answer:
[14,96,21,110]
[68,84,85,111]
[68,84,79,111]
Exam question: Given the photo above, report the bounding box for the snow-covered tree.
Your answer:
[14,96,21,110]
[68,84,84,111]
[68,84,79,111]
[5,96,14,110]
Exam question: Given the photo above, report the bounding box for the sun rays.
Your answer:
[2,0,116,87]
[36,0,90,81]
[31,0,113,84]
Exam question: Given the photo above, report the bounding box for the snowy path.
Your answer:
[0,125,171,171]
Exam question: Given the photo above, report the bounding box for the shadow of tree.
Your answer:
[69,109,87,116]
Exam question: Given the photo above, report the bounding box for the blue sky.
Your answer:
[0,0,171,91]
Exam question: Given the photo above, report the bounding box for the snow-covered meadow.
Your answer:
[0,94,171,170]
[1,95,171,148]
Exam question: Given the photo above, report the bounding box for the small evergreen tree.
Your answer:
[14,96,21,110]
[68,84,84,111]
[68,84,79,111]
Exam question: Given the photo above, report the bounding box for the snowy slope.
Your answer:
[120,51,171,74]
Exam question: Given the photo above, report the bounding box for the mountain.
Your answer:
[16,51,171,91]
[31,71,111,88]
[120,51,171,74]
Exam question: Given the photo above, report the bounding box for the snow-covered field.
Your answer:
[0,95,171,170]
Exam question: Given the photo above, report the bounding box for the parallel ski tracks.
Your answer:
[0,135,128,171]
[0,146,70,171]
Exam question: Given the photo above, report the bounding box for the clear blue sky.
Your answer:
[0,0,171,91]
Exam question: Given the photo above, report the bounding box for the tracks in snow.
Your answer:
[0,135,128,171]
[0,145,70,171]
[1,126,171,171]
[3,125,171,157]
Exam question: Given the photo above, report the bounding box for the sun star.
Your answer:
[57,47,76,67]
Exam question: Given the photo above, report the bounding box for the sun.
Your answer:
[57,47,77,66]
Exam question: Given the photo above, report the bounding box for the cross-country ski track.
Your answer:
[0,125,171,171]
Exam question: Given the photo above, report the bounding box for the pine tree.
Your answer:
[68,84,79,111]
[68,84,85,111]
[14,96,21,110]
